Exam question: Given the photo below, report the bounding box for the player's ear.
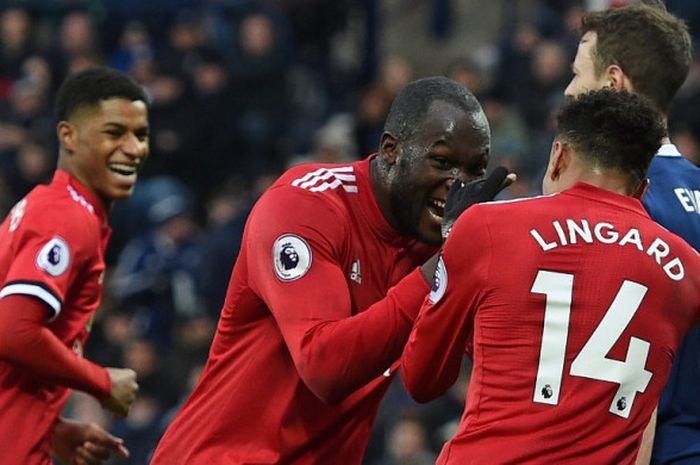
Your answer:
[547,140,567,181]
[379,132,399,166]
[606,64,635,93]
[57,121,77,153]
[633,178,650,199]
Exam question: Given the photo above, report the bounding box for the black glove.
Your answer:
[441,166,511,240]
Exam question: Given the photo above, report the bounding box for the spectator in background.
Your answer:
[0,76,54,160]
[187,50,238,200]
[224,7,294,177]
[0,7,34,93]
[355,82,393,157]
[355,55,414,157]
[518,40,569,133]
[158,11,210,80]
[669,57,700,156]
[374,416,437,465]
[5,139,55,199]
[109,20,154,75]
[491,21,541,106]
[446,57,487,97]
[195,175,258,316]
[669,124,700,166]
[49,10,103,80]
[110,176,202,350]
[19,55,54,101]
[288,113,358,166]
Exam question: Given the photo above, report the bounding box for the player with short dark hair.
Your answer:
[564,3,700,463]
[572,1,691,115]
[150,76,513,465]
[401,88,700,465]
[0,66,149,465]
[55,67,149,123]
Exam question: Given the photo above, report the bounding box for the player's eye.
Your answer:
[431,157,452,170]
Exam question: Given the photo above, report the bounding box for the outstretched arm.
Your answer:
[402,207,491,402]
[248,187,431,404]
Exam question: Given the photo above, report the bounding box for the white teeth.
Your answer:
[428,210,443,221]
[109,163,137,175]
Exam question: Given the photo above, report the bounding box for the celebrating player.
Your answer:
[150,76,514,465]
[564,3,700,463]
[0,67,149,465]
[401,89,700,465]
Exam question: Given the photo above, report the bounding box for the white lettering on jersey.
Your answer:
[9,198,27,232]
[530,219,685,281]
[350,259,362,284]
[67,185,95,214]
[674,187,700,214]
[291,166,358,193]
[272,234,312,281]
[36,236,71,277]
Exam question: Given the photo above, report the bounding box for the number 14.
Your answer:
[531,270,652,419]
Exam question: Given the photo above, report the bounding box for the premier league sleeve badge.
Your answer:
[272,234,312,281]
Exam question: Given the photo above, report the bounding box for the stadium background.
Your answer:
[0,0,699,463]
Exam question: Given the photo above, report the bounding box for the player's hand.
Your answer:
[52,417,129,465]
[441,166,516,240]
[101,367,138,418]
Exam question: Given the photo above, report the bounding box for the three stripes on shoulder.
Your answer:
[292,167,358,193]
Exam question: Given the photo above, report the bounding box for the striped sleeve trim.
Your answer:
[0,281,63,320]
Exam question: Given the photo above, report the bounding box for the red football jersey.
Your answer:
[0,170,111,465]
[402,182,700,465]
[151,156,435,465]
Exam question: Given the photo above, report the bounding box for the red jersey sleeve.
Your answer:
[401,205,492,403]
[0,204,98,320]
[0,294,111,398]
[247,185,430,404]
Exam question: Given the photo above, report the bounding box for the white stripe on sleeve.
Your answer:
[0,283,62,320]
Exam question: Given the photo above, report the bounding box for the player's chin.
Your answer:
[108,185,137,201]
[417,211,443,245]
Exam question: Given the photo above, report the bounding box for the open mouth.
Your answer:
[427,198,445,222]
[109,163,139,177]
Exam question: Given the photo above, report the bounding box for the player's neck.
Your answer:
[369,157,393,225]
[576,172,636,196]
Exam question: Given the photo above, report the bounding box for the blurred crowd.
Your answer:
[1,0,700,464]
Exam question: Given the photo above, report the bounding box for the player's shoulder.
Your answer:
[470,193,557,218]
[652,220,700,258]
[37,182,100,221]
[263,160,362,211]
[277,161,360,193]
[15,182,102,237]
[649,149,700,178]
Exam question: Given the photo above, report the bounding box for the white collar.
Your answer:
[657,143,682,157]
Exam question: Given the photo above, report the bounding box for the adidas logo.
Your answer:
[292,166,358,193]
[350,259,362,284]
